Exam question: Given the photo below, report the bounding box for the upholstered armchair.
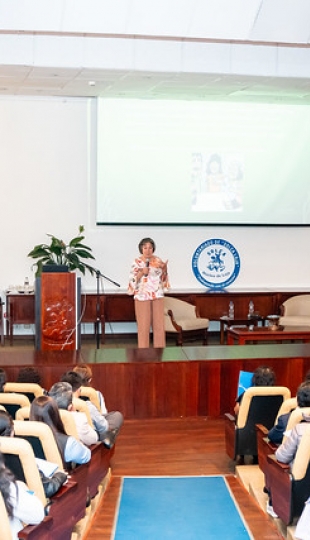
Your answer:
[225,386,291,460]
[279,294,310,326]
[164,297,209,346]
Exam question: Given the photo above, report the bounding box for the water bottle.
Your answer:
[229,301,234,319]
[24,277,29,293]
[248,300,254,318]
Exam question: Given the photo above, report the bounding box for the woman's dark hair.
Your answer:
[0,410,14,437]
[297,381,310,408]
[30,395,67,436]
[206,153,222,174]
[0,451,16,517]
[16,367,41,384]
[138,237,156,254]
[252,366,275,387]
[0,369,7,392]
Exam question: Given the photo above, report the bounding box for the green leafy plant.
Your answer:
[28,225,97,276]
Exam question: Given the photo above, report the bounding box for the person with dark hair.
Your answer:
[16,367,42,385]
[0,368,7,392]
[61,371,123,449]
[30,395,90,468]
[234,366,276,415]
[0,450,44,539]
[48,382,98,447]
[275,381,310,466]
[128,237,169,348]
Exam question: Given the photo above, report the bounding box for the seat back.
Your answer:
[0,437,46,506]
[4,383,44,402]
[164,297,197,332]
[235,386,291,457]
[0,393,30,419]
[13,420,64,470]
[59,409,79,439]
[0,491,13,540]
[282,295,310,317]
[15,405,30,421]
[292,424,310,481]
[275,397,298,423]
[284,407,310,442]
[73,397,94,427]
[237,386,291,429]
[80,386,101,412]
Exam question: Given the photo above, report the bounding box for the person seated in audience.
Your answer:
[30,395,91,468]
[0,368,7,392]
[234,365,276,416]
[268,374,310,445]
[265,381,310,518]
[0,409,67,498]
[73,364,107,413]
[275,381,310,467]
[48,381,98,447]
[16,367,42,385]
[0,450,44,540]
[61,370,123,449]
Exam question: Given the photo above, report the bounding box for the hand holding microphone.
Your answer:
[143,258,150,277]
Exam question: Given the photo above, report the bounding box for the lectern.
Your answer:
[35,272,81,350]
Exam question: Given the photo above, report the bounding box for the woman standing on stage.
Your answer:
[128,237,169,348]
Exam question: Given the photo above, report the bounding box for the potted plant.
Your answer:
[28,225,97,276]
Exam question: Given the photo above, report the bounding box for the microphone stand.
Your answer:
[95,270,121,350]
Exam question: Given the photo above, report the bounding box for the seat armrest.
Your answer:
[267,454,290,471]
[256,423,268,436]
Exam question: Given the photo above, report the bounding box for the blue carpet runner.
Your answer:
[113,476,252,539]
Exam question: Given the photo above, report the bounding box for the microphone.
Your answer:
[145,259,150,268]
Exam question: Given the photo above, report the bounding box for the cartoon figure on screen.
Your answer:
[128,237,169,348]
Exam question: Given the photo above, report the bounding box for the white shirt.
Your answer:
[9,480,45,540]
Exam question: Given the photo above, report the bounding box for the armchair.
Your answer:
[279,294,310,326]
[267,425,310,525]
[225,386,291,460]
[164,296,209,346]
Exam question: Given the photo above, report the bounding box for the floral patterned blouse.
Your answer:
[128,256,169,301]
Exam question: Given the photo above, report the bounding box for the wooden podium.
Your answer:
[35,272,81,350]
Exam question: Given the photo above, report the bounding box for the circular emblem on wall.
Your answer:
[192,238,241,290]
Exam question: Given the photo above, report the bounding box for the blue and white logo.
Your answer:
[192,238,240,290]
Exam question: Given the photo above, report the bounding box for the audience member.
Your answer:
[48,382,98,447]
[73,364,107,413]
[16,367,42,385]
[275,381,310,467]
[61,370,123,449]
[234,365,276,416]
[0,450,44,540]
[30,395,90,468]
[0,368,7,392]
[0,409,67,498]
[268,375,310,445]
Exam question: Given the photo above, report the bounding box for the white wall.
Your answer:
[0,95,309,306]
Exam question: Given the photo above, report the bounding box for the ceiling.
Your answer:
[1,64,310,104]
[1,0,310,103]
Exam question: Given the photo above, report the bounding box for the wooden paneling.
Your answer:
[1,344,310,418]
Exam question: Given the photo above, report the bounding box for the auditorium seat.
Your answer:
[0,490,53,540]
[4,382,45,402]
[80,386,101,412]
[0,435,81,540]
[164,296,209,346]
[0,393,31,419]
[266,425,310,525]
[225,386,291,460]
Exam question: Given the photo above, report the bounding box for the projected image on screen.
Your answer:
[96,99,310,225]
[191,152,243,213]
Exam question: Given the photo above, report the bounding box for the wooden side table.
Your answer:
[219,315,265,344]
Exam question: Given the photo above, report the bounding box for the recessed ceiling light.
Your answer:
[88,81,96,87]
